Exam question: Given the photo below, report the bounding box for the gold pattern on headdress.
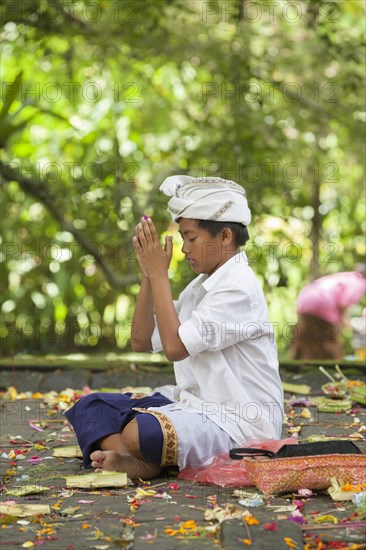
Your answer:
[168,205,183,215]
[209,201,235,221]
[179,177,246,195]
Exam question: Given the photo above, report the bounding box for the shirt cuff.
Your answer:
[178,318,208,357]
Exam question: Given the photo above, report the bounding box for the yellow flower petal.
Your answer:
[300,408,312,419]
[182,520,197,530]
[32,392,43,399]
[314,514,338,524]
[244,515,259,525]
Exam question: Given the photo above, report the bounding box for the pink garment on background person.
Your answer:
[296,272,366,324]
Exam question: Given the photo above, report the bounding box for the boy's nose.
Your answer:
[181,242,189,255]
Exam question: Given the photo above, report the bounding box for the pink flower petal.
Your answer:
[264,522,278,531]
[28,421,44,432]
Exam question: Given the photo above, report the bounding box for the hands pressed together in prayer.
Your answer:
[132,217,173,279]
[131,216,188,361]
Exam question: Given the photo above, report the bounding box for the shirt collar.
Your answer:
[190,250,248,294]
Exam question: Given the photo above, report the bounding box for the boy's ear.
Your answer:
[221,227,234,245]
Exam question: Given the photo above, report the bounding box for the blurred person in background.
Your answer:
[289,266,366,360]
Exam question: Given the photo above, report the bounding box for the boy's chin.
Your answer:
[191,264,206,274]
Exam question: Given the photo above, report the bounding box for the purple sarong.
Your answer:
[64,392,172,468]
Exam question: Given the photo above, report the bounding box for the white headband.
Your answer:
[159,175,251,225]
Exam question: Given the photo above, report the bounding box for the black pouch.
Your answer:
[229,440,362,460]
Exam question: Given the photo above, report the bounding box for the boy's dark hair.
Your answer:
[197,220,249,247]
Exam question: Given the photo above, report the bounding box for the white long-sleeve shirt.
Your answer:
[152,250,284,444]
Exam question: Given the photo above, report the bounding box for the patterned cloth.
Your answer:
[244,454,366,496]
[64,392,172,468]
[64,391,237,470]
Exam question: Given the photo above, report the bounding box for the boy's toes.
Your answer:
[90,450,105,469]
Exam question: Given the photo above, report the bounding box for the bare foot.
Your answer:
[89,449,162,479]
[90,449,126,471]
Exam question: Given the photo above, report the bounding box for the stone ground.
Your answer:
[0,364,365,549]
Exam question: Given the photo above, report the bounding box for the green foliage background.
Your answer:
[0,0,365,356]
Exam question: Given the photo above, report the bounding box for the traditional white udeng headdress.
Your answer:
[159,175,251,225]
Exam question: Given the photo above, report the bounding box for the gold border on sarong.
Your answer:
[130,392,148,399]
[132,407,178,466]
